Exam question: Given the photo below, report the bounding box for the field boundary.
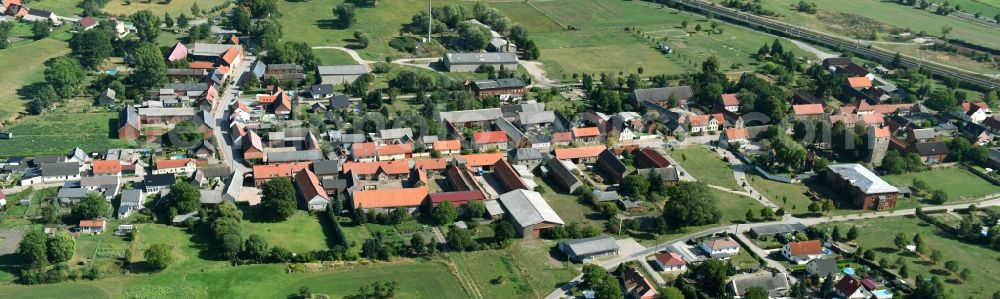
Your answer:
[525,1,567,29]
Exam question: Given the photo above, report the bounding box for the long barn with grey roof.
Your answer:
[498,189,564,239]
[317,64,369,85]
[826,164,900,211]
[443,52,518,72]
[558,235,620,262]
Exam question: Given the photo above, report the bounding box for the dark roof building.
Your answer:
[558,235,620,263]
[542,158,582,194]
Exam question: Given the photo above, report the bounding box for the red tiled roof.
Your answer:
[572,127,600,138]
[428,190,485,207]
[188,61,216,69]
[155,158,194,170]
[786,240,823,256]
[414,158,448,170]
[724,128,748,140]
[793,104,824,116]
[294,169,328,200]
[473,131,508,144]
[221,46,240,66]
[253,162,312,180]
[433,139,461,151]
[78,16,97,28]
[457,153,505,167]
[342,160,411,176]
[720,93,739,106]
[352,187,429,209]
[861,113,884,125]
[847,76,872,89]
[378,143,413,156]
[552,132,573,142]
[79,219,106,228]
[92,160,122,174]
[635,148,670,168]
[554,145,607,160]
[655,252,686,266]
[352,142,377,157]
[835,276,864,296]
[872,126,890,138]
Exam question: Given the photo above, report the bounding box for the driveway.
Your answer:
[615,238,645,257]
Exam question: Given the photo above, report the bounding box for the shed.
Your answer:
[558,235,620,263]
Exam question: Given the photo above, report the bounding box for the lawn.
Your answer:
[0,38,70,121]
[746,173,815,215]
[508,239,580,295]
[19,0,83,17]
[0,261,468,298]
[883,167,1000,201]
[817,216,1000,298]
[671,147,741,190]
[241,211,330,253]
[314,48,359,65]
[0,112,133,157]
[533,177,607,228]
[101,0,229,17]
[756,0,1000,50]
[711,189,767,223]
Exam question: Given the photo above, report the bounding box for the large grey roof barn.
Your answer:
[498,189,564,228]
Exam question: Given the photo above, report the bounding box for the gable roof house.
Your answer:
[443,52,519,72]
[558,235,620,263]
[143,173,175,193]
[252,162,312,187]
[595,149,628,184]
[432,139,462,156]
[700,237,741,258]
[826,164,900,211]
[117,189,144,219]
[23,8,58,24]
[655,251,687,272]
[728,273,790,299]
[781,240,825,264]
[153,158,196,175]
[242,130,265,161]
[793,104,825,120]
[78,16,98,30]
[621,266,659,299]
[720,93,740,112]
[807,258,841,279]
[118,106,142,140]
[542,158,582,194]
[472,131,509,151]
[835,276,875,299]
[19,162,82,186]
[91,160,123,176]
[630,86,694,108]
[498,189,564,238]
[350,187,430,213]
[295,169,329,211]
[554,145,607,164]
[317,64,370,85]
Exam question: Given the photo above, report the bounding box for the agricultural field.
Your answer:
[670,147,741,190]
[526,0,815,80]
[455,239,587,297]
[0,39,70,121]
[753,0,1000,50]
[883,167,1000,201]
[817,216,1000,298]
[0,112,133,157]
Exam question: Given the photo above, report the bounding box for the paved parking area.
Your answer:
[615,238,646,257]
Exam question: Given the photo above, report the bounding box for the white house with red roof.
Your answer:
[687,114,724,133]
[782,240,825,264]
[720,93,740,112]
[655,251,687,272]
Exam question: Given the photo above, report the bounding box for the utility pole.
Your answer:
[427,0,432,42]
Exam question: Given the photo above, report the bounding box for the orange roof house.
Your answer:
[243,130,264,160]
[253,162,312,180]
[723,128,748,141]
[473,131,508,145]
[554,145,607,160]
[793,104,825,116]
[456,153,505,167]
[378,143,413,156]
[784,240,824,258]
[352,187,429,209]
[92,160,122,175]
[414,158,449,170]
[720,93,740,107]
[552,132,573,142]
[294,169,329,210]
[221,46,241,66]
[847,76,872,89]
[572,127,601,138]
[342,160,412,176]
[433,140,461,152]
